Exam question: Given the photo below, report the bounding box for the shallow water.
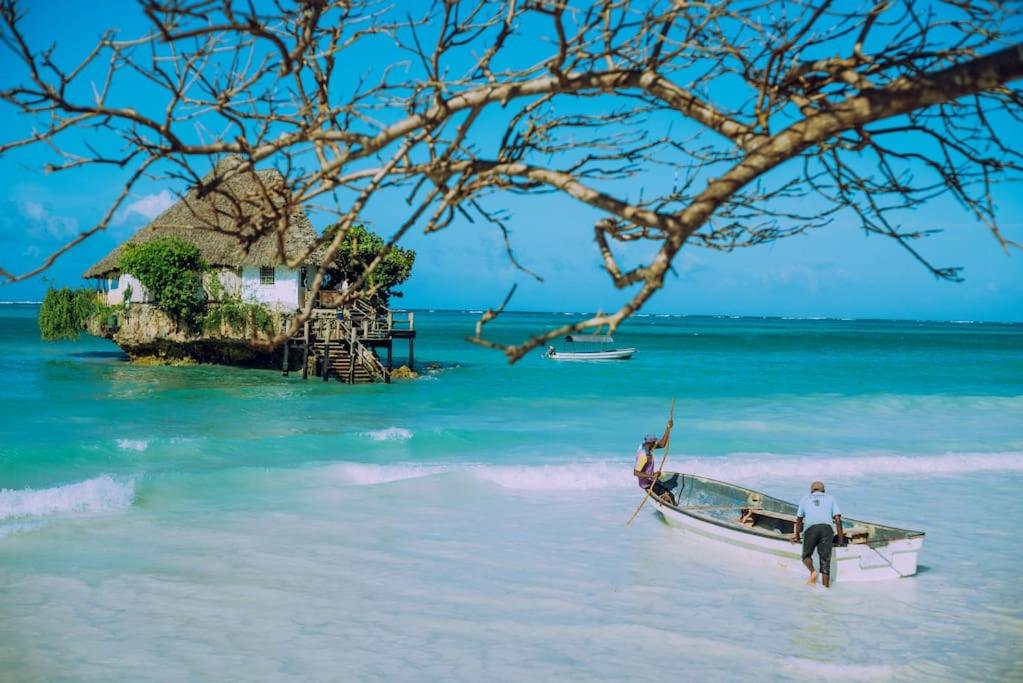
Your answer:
[1,305,1021,681]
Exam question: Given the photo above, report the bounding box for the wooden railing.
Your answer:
[387,309,414,332]
[310,316,388,382]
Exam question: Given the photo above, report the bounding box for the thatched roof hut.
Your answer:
[84,157,324,278]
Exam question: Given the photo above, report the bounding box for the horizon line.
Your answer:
[1,301,1019,325]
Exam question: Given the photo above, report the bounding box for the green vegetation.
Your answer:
[119,237,206,322]
[201,275,276,334]
[92,301,124,334]
[323,224,415,306]
[203,298,275,334]
[38,286,99,340]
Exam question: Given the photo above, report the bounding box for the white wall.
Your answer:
[241,266,301,312]
[103,267,300,310]
[106,274,149,305]
[203,268,242,300]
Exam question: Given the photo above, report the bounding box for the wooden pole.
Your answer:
[281,340,289,376]
[408,337,414,371]
[322,320,331,382]
[301,320,310,380]
[348,324,356,384]
[626,398,676,526]
[386,341,392,384]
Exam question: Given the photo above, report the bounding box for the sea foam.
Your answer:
[0,475,135,522]
[362,427,413,442]
[305,452,1023,493]
[476,452,1023,491]
[321,462,450,485]
[472,461,627,491]
[674,451,1023,483]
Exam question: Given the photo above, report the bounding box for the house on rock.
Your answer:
[81,157,415,383]
[84,157,321,311]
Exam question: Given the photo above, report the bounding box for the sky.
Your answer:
[0,1,1020,321]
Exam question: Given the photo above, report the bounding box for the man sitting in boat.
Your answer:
[633,419,677,505]
[792,481,846,588]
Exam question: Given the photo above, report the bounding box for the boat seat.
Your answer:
[744,508,797,534]
[742,508,872,542]
[747,508,798,522]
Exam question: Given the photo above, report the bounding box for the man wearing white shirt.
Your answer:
[792,481,846,588]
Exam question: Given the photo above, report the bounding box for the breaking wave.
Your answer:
[472,461,627,491]
[117,438,149,452]
[676,451,1023,483]
[0,475,135,522]
[311,452,1023,492]
[320,462,451,485]
[362,427,413,442]
[497,451,1023,490]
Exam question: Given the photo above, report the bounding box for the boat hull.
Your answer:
[650,474,924,583]
[547,348,636,361]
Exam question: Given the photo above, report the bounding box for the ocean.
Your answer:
[1,304,1021,681]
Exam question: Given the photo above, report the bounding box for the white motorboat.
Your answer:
[649,472,925,582]
[544,334,636,361]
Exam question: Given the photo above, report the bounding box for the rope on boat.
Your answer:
[861,543,910,578]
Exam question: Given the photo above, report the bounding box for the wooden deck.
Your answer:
[281,299,416,384]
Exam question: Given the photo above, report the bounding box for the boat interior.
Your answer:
[661,472,923,545]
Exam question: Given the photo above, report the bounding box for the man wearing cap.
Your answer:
[792,481,846,588]
[633,417,677,505]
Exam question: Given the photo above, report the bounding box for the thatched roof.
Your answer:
[84,157,325,278]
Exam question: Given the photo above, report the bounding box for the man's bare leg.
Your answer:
[802,557,818,585]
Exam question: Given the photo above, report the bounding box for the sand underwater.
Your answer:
[1,305,1021,681]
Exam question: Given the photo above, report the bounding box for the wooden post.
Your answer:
[408,337,414,371]
[409,311,414,330]
[348,324,356,384]
[386,342,392,384]
[281,328,290,377]
[301,320,310,380]
[322,320,331,382]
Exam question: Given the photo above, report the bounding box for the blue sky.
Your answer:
[0,1,1020,321]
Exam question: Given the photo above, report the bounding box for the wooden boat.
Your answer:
[544,334,635,361]
[650,472,925,582]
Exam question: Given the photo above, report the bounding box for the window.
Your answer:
[259,266,275,285]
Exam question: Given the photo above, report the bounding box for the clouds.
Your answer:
[17,199,80,240]
[114,189,175,226]
[759,261,841,293]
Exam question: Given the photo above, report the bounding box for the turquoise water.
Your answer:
[1,304,1021,680]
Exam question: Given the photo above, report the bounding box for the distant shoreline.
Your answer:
[2,301,1018,325]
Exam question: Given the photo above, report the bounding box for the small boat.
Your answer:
[650,472,925,582]
[544,334,636,361]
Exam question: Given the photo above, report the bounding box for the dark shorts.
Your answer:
[648,474,680,503]
[802,523,834,574]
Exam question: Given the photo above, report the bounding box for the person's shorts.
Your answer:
[802,523,834,574]
[650,474,679,502]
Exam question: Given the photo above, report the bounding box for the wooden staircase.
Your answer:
[311,339,376,383]
[285,296,415,384]
[308,314,389,383]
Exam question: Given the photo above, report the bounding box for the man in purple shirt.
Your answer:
[633,417,677,505]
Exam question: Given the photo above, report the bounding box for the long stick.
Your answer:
[626,398,676,526]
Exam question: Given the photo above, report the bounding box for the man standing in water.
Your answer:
[633,418,677,505]
[792,481,846,588]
